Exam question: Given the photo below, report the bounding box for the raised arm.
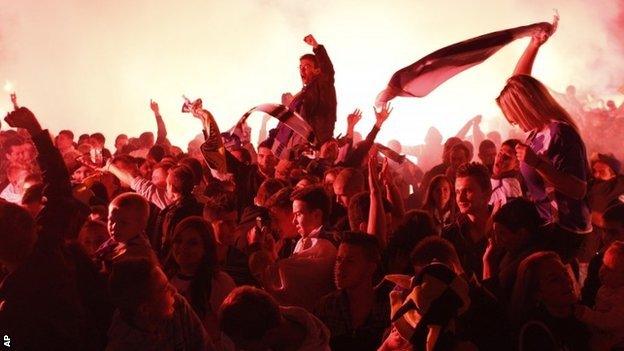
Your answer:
[455,116,475,140]
[304,34,334,80]
[380,157,406,220]
[367,150,387,248]
[4,107,72,245]
[344,104,392,167]
[150,99,169,145]
[512,19,557,76]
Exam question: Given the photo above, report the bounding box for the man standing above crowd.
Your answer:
[284,34,337,145]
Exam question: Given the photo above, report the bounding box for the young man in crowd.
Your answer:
[489,138,523,206]
[95,192,158,272]
[328,167,364,230]
[249,185,337,310]
[257,140,279,179]
[443,162,493,280]
[314,232,390,351]
[219,286,330,351]
[154,164,203,258]
[284,34,336,145]
[478,139,498,174]
[264,187,300,259]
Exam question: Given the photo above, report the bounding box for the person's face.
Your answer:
[449,149,469,170]
[455,176,489,215]
[72,165,93,183]
[607,100,616,111]
[6,144,28,165]
[108,204,144,242]
[493,145,518,176]
[503,111,533,133]
[21,143,36,163]
[534,258,577,309]
[295,178,312,189]
[602,220,624,245]
[492,222,527,253]
[140,160,154,179]
[299,58,321,85]
[432,180,451,209]
[115,136,128,150]
[257,147,277,177]
[320,141,338,161]
[292,200,321,237]
[275,161,292,182]
[230,149,246,163]
[209,210,238,246]
[151,167,168,189]
[333,178,354,209]
[323,173,336,197]
[269,206,297,238]
[79,227,110,258]
[599,249,624,289]
[142,267,176,321]
[335,244,375,290]
[592,161,615,181]
[57,134,73,150]
[172,228,205,271]
[479,146,497,168]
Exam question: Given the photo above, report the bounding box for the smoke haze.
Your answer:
[1,0,623,148]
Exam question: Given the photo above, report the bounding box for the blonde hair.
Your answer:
[509,251,562,326]
[497,75,578,132]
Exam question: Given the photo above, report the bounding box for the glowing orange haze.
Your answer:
[1,0,622,150]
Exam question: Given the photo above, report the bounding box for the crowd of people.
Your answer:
[1,29,624,351]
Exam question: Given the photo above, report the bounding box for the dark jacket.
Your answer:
[0,130,88,350]
[291,45,337,145]
[442,214,488,281]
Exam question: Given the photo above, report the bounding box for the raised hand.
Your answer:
[368,147,381,192]
[532,12,559,46]
[347,108,362,128]
[373,102,393,127]
[4,107,41,134]
[303,34,319,48]
[473,114,483,125]
[150,99,160,114]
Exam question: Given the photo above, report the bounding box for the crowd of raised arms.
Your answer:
[1,27,624,351]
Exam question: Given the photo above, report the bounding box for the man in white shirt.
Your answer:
[250,186,337,310]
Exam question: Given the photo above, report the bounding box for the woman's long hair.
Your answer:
[422,175,457,224]
[497,75,578,132]
[165,216,218,318]
[509,251,561,326]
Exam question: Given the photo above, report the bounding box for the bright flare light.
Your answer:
[3,81,14,93]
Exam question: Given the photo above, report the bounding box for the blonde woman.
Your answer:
[496,23,591,262]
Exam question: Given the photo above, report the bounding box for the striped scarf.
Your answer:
[376,18,558,107]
